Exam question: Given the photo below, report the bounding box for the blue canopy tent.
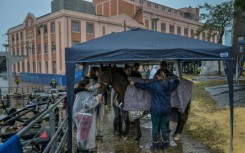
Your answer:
[65,28,234,153]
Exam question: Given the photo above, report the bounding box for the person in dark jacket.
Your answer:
[130,69,179,151]
[130,63,143,142]
[50,78,57,89]
[131,62,142,78]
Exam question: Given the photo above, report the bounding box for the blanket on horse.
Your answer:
[170,77,193,113]
[124,77,152,111]
[123,77,193,113]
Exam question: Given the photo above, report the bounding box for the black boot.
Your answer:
[134,119,142,142]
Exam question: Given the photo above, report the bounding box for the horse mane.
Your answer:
[111,66,128,79]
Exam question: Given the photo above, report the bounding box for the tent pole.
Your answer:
[174,60,182,78]
[226,59,234,153]
[65,63,76,153]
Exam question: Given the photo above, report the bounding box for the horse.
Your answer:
[98,65,190,140]
[98,65,130,137]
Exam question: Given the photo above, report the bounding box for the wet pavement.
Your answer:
[1,76,214,153]
[205,84,245,107]
[88,108,213,153]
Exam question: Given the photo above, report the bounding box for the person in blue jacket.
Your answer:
[130,69,179,151]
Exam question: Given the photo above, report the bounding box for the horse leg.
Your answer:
[123,111,130,137]
[113,105,123,135]
[174,102,190,141]
[134,118,142,142]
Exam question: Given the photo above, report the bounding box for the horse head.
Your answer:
[98,65,129,103]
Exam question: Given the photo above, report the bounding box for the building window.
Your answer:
[202,32,206,40]
[162,6,165,10]
[184,28,188,37]
[20,32,23,40]
[44,43,48,53]
[45,61,48,73]
[12,49,15,55]
[16,33,19,41]
[177,26,181,35]
[174,10,177,14]
[139,0,143,4]
[12,35,15,42]
[168,8,171,12]
[169,25,174,34]
[51,22,55,33]
[72,41,80,46]
[33,62,36,73]
[155,4,158,9]
[17,63,20,72]
[27,62,30,72]
[86,22,94,34]
[44,25,48,35]
[102,26,106,36]
[39,62,42,73]
[38,28,41,36]
[38,44,41,54]
[191,29,194,38]
[32,44,35,54]
[212,35,215,42]
[161,23,166,32]
[17,48,19,55]
[147,1,151,7]
[26,47,29,56]
[151,19,158,31]
[13,64,16,72]
[52,61,57,74]
[52,42,56,52]
[72,21,80,32]
[22,62,25,72]
[21,47,24,55]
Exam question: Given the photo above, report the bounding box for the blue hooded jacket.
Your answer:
[135,79,179,115]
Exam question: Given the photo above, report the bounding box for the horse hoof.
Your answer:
[122,136,128,140]
[174,134,181,141]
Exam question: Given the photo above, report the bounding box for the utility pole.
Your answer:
[2,44,10,90]
[123,20,126,31]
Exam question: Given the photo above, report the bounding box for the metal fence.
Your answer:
[15,94,68,153]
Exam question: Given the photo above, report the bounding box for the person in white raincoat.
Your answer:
[73,76,103,152]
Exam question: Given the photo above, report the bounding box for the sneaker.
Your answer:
[169,137,177,147]
[173,134,181,141]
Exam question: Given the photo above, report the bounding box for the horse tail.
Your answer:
[185,100,191,121]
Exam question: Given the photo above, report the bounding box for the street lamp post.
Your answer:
[2,44,10,90]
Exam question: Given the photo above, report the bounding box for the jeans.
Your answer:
[151,114,168,143]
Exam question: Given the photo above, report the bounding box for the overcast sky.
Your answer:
[0,0,226,51]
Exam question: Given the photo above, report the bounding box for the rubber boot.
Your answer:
[162,132,169,150]
[150,141,158,152]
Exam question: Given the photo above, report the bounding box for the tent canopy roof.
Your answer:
[65,28,231,64]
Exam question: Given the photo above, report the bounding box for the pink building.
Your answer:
[8,0,217,75]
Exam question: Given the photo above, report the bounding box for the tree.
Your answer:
[233,0,245,79]
[197,1,234,45]
[197,1,234,75]
[234,0,245,11]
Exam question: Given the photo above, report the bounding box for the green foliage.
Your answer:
[235,0,245,11]
[197,1,234,44]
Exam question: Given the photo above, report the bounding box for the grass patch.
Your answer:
[183,76,245,153]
